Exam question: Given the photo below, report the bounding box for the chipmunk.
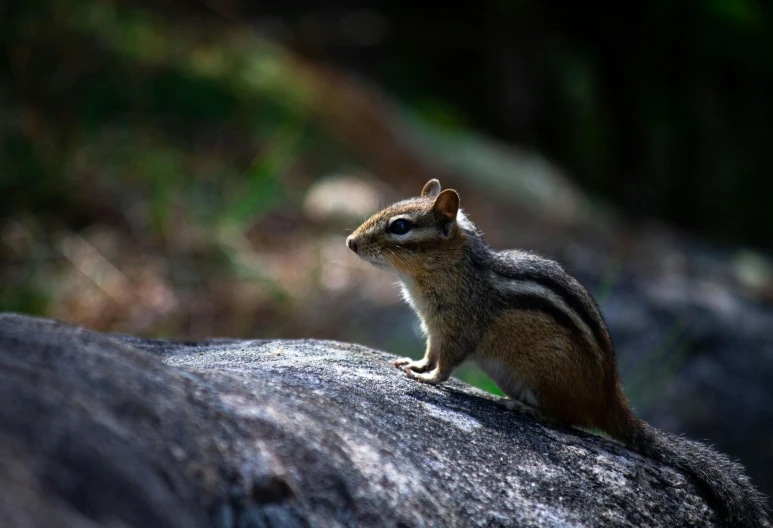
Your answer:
[346,179,768,527]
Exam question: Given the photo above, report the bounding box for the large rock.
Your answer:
[0,313,718,527]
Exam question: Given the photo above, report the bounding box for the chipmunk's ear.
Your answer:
[432,189,459,222]
[421,179,441,198]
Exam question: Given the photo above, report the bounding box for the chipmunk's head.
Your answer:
[345,179,466,275]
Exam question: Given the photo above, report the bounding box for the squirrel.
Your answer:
[346,179,768,527]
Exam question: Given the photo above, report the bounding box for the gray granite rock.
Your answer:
[0,313,717,527]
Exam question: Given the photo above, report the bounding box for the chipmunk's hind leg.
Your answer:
[499,397,554,424]
[477,310,591,428]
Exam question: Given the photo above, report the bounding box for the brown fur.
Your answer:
[346,179,768,526]
[479,311,615,431]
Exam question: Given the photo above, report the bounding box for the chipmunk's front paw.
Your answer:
[395,359,430,373]
[403,368,444,385]
[393,357,432,372]
[393,357,413,368]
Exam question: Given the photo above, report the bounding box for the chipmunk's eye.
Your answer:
[388,219,413,235]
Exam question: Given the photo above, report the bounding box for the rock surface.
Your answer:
[0,313,719,528]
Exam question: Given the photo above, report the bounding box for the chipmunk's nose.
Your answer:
[346,235,358,253]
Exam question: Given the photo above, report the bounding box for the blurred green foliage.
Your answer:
[0,0,336,233]
[0,0,334,326]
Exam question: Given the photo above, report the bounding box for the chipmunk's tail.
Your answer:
[615,412,768,527]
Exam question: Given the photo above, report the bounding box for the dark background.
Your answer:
[2,0,772,512]
[245,0,773,247]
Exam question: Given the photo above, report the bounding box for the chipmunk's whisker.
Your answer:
[391,245,419,259]
[385,247,402,266]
